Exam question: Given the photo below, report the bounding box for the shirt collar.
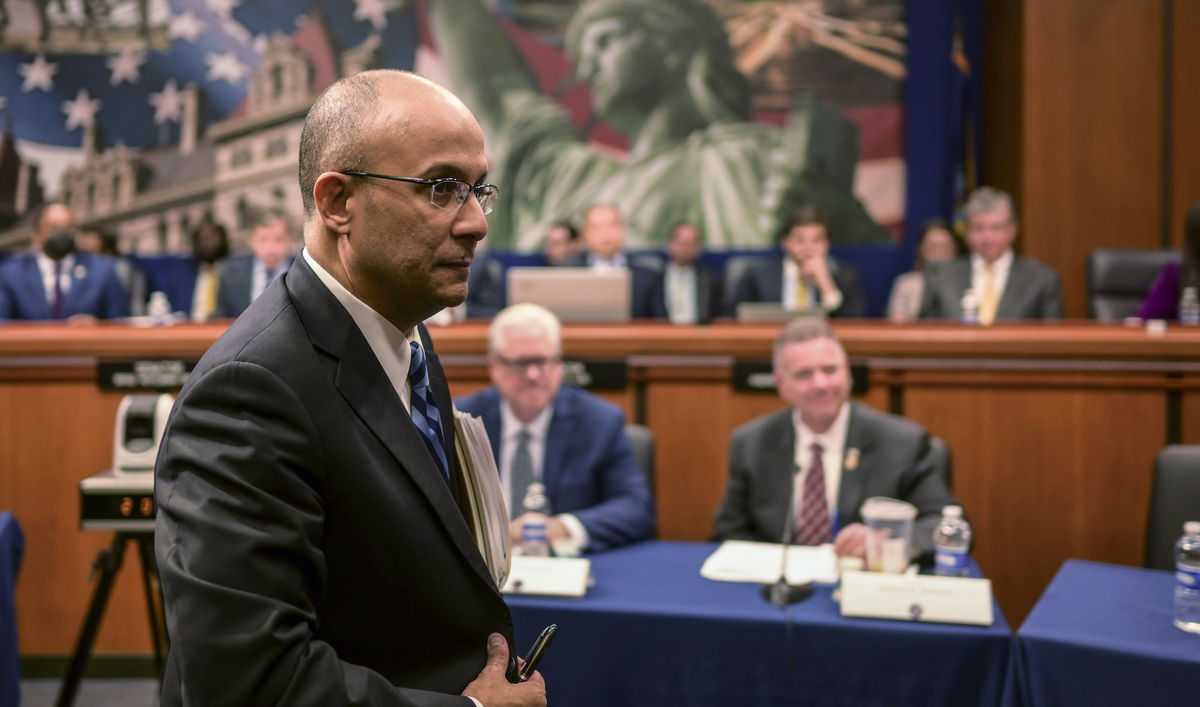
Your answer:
[972,249,1013,277]
[500,398,554,442]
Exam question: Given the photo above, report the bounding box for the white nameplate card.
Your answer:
[502,556,592,598]
[839,571,994,626]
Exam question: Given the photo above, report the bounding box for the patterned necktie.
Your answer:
[794,442,832,545]
[509,429,534,520]
[978,262,1000,325]
[51,261,64,319]
[407,342,450,485]
[794,272,812,310]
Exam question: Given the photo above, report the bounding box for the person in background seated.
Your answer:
[919,186,1062,323]
[663,222,720,325]
[213,208,296,319]
[78,227,149,317]
[712,315,957,564]
[561,204,667,319]
[886,219,962,322]
[1137,202,1200,320]
[542,221,580,266]
[456,303,655,554]
[725,206,866,318]
[0,202,129,322]
[186,219,230,321]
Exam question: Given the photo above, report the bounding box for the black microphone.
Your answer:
[762,463,815,606]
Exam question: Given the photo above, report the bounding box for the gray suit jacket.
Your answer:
[918,255,1063,320]
[711,402,957,559]
[156,256,510,706]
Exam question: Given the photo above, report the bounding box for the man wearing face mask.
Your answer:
[0,202,130,322]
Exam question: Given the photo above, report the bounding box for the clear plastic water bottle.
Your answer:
[959,290,980,325]
[146,291,174,325]
[1173,520,1200,633]
[1178,287,1200,326]
[518,482,551,557]
[933,505,972,577]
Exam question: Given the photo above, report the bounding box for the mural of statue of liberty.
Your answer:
[429,0,890,250]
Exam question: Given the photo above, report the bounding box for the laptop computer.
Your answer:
[506,267,631,322]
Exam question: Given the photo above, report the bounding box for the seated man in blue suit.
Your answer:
[561,204,667,319]
[456,303,655,553]
[213,208,296,318]
[725,206,865,318]
[0,202,129,321]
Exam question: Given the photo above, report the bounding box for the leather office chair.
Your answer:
[1087,248,1178,321]
[625,424,655,501]
[1145,445,1200,570]
[719,255,774,318]
[929,436,954,492]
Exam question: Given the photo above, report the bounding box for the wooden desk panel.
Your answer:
[2,321,1197,651]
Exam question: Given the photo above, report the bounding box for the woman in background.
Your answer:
[887,219,962,322]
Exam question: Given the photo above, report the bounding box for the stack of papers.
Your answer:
[701,540,839,585]
[452,408,511,589]
[502,555,592,597]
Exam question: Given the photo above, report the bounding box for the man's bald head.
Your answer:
[297,70,472,217]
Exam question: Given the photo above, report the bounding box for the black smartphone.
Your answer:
[517,624,557,682]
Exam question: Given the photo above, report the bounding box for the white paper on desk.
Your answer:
[502,555,592,597]
[701,540,838,585]
[839,571,994,625]
[452,408,511,589]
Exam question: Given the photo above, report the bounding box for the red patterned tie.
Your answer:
[794,442,832,545]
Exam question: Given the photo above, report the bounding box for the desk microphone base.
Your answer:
[762,579,814,607]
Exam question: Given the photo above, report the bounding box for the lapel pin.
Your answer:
[844,447,860,471]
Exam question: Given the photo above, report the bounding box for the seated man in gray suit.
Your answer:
[712,316,958,563]
[919,186,1062,323]
[456,303,655,553]
[214,209,296,318]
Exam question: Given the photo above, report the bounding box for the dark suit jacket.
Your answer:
[213,253,294,319]
[155,256,511,706]
[724,255,866,318]
[455,385,655,552]
[562,252,668,319]
[919,255,1063,320]
[0,252,129,320]
[465,256,504,319]
[711,402,957,559]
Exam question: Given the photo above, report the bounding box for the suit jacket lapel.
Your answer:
[286,258,497,591]
[997,258,1028,319]
[20,256,50,319]
[761,411,797,541]
[543,389,575,509]
[839,402,874,523]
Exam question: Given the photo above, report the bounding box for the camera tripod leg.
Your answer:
[55,533,129,707]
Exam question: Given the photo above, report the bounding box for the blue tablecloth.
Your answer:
[1004,559,1200,707]
[0,512,24,707]
[506,541,1012,707]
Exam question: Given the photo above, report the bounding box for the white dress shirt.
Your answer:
[665,263,698,325]
[970,249,1013,301]
[791,402,851,533]
[587,253,627,272]
[499,401,589,549]
[36,252,74,303]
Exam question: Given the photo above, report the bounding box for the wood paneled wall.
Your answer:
[983,0,1200,317]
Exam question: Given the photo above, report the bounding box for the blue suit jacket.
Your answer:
[0,252,130,320]
[455,385,656,552]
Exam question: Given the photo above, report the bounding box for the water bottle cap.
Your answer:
[943,505,962,518]
[1185,521,1200,535]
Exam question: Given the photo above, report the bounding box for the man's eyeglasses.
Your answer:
[492,355,562,372]
[339,170,500,215]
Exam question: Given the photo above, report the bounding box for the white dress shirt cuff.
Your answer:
[467,698,483,707]
[556,513,589,553]
[820,287,843,312]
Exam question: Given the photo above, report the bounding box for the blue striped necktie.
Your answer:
[408,341,450,485]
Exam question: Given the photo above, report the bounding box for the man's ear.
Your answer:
[313,172,354,235]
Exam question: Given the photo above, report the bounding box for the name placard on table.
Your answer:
[839,571,994,626]
[502,556,592,598]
